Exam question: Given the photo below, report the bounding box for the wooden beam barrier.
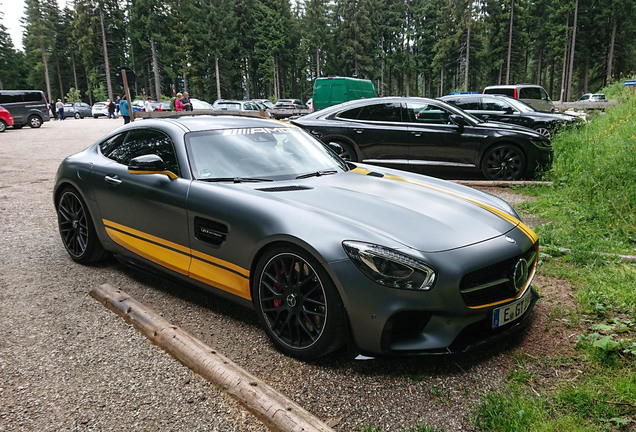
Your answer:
[89,283,334,432]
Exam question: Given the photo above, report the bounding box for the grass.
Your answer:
[473,81,636,431]
[356,82,636,432]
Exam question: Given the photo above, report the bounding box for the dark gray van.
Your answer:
[0,90,51,128]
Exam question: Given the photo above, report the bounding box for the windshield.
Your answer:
[186,127,348,181]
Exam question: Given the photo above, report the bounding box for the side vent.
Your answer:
[194,217,228,245]
[256,185,313,192]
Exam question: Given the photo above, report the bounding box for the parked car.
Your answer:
[131,100,145,112]
[212,99,262,113]
[577,93,607,103]
[0,106,14,132]
[190,98,214,110]
[273,99,307,109]
[54,115,539,359]
[291,96,552,180]
[483,84,555,112]
[439,94,582,139]
[154,100,172,111]
[252,99,275,109]
[91,102,110,118]
[64,102,92,119]
[0,89,50,128]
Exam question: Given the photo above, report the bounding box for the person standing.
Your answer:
[56,99,65,120]
[50,100,57,120]
[107,99,116,119]
[182,92,193,111]
[115,96,121,118]
[119,95,130,124]
[175,92,184,111]
[144,97,154,113]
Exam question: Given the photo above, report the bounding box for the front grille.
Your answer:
[257,185,313,192]
[459,243,537,307]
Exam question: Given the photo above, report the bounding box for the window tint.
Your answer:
[337,107,362,119]
[0,92,24,104]
[482,97,511,111]
[484,88,515,97]
[101,129,180,175]
[520,87,542,100]
[452,98,481,110]
[405,102,451,124]
[24,92,44,102]
[356,103,402,122]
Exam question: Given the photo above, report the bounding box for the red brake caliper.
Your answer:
[273,267,283,308]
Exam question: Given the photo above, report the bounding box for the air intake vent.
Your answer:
[257,185,313,192]
[194,217,228,245]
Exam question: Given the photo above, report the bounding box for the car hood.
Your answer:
[252,169,523,253]
[524,111,578,122]
[475,120,541,135]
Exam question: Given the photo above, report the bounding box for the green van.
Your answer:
[312,77,377,111]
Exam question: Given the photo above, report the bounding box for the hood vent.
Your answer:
[257,185,313,192]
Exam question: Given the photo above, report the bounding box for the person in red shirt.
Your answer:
[175,93,184,111]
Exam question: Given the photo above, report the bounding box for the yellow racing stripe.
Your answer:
[103,219,251,299]
[353,169,538,243]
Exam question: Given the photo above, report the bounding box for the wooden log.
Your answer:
[89,283,334,432]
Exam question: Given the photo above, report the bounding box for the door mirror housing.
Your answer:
[128,154,177,179]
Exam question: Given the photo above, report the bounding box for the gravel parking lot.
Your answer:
[0,117,560,431]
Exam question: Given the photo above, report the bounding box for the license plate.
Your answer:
[492,290,532,329]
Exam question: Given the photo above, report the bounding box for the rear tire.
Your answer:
[0,120,6,132]
[27,115,42,128]
[56,187,107,264]
[75,112,81,119]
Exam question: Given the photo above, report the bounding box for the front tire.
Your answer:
[27,115,42,128]
[532,125,551,139]
[481,144,527,180]
[253,245,346,360]
[56,187,107,264]
[0,120,6,132]
[333,141,357,162]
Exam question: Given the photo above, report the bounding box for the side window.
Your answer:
[0,92,23,103]
[482,97,510,111]
[101,129,180,176]
[337,107,362,120]
[99,133,127,157]
[357,103,402,122]
[453,98,481,110]
[405,102,451,124]
[539,88,549,101]
[520,87,541,99]
[24,92,44,103]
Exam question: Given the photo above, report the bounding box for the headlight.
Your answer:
[343,241,436,290]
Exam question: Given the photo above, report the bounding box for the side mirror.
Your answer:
[128,154,177,179]
[449,114,467,129]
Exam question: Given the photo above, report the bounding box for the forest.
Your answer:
[0,0,634,105]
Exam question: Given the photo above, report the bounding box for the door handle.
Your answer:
[353,129,364,134]
[411,132,422,137]
[104,175,122,186]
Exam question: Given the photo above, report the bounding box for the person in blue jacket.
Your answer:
[119,95,130,124]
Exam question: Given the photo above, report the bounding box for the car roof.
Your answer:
[122,115,287,133]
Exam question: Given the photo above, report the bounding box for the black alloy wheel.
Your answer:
[482,144,527,181]
[334,141,357,162]
[57,188,106,263]
[254,246,346,360]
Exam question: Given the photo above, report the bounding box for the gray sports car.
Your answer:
[54,116,539,360]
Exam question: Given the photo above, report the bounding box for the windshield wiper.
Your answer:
[199,177,273,183]
[295,170,338,179]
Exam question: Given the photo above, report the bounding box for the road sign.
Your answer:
[624,80,636,86]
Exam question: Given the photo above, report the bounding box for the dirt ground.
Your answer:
[0,117,575,431]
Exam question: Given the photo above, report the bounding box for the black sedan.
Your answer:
[290,97,552,181]
[439,94,583,139]
[54,116,539,359]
